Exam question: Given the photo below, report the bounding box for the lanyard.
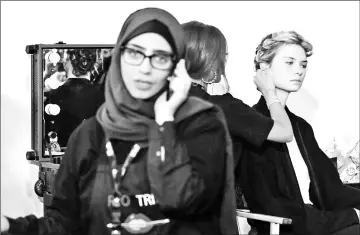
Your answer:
[106,141,141,189]
[104,140,170,234]
[105,140,141,235]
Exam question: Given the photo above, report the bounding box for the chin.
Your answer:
[277,84,302,93]
[129,91,152,99]
[129,88,161,100]
[288,86,302,93]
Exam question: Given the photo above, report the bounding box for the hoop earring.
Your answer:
[201,69,218,84]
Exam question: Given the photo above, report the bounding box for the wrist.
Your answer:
[267,98,282,109]
[155,113,174,125]
[263,89,277,102]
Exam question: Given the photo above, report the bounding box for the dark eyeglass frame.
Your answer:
[120,46,176,70]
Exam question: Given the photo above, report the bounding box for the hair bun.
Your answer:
[68,49,97,77]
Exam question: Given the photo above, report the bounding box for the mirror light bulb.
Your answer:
[45,104,61,116]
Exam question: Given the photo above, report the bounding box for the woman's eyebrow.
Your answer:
[126,43,145,50]
[127,43,172,55]
[153,49,173,55]
[283,56,308,63]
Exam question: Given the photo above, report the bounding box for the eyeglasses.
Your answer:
[120,46,175,70]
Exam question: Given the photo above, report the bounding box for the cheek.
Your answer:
[120,60,136,89]
[302,69,307,78]
[152,71,169,89]
[272,67,290,84]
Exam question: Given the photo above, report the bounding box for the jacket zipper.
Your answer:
[282,144,303,202]
[295,122,324,209]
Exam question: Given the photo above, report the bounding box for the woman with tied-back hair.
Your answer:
[182,21,294,188]
[239,30,360,235]
[44,48,105,147]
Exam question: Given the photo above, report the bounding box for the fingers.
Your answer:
[169,59,191,93]
[172,59,185,77]
[176,59,186,70]
[256,68,266,78]
[254,68,275,94]
[255,68,272,81]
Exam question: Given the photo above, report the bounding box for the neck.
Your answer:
[72,73,91,80]
[191,78,205,87]
[77,74,91,80]
[191,79,207,91]
[68,67,90,80]
[274,88,290,107]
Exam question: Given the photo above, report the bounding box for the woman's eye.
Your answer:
[154,55,170,63]
[127,49,141,57]
[285,61,293,65]
[301,64,308,69]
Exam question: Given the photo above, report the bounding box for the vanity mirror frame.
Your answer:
[26,43,114,163]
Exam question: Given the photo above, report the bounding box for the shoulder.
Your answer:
[252,101,267,115]
[211,93,247,106]
[177,105,226,138]
[211,94,263,119]
[73,116,103,137]
[63,117,104,174]
[66,117,104,156]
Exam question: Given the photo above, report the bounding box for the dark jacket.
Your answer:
[240,96,360,235]
[189,85,274,208]
[189,85,274,167]
[7,107,231,235]
[44,78,105,146]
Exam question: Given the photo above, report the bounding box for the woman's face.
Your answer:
[268,44,308,93]
[121,32,173,99]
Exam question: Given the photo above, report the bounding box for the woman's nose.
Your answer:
[295,66,304,76]
[139,57,152,73]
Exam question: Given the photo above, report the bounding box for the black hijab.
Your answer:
[96,7,213,144]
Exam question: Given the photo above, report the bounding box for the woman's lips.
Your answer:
[134,79,153,90]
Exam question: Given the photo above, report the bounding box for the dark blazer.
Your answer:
[240,96,360,235]
[189,85,273,167]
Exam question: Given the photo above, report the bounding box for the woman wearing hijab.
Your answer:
[1,8,237,235]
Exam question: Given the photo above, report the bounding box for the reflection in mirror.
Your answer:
[43,48,112,156]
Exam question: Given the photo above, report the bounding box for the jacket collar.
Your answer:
[255,96,295,119]
[189,83,210,100]
[64,77,92,86]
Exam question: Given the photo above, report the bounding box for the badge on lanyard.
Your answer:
[105,141,170,234]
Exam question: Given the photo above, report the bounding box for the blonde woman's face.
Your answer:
[269,44,308,93]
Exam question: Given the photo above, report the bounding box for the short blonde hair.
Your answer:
[254,31,313,71]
